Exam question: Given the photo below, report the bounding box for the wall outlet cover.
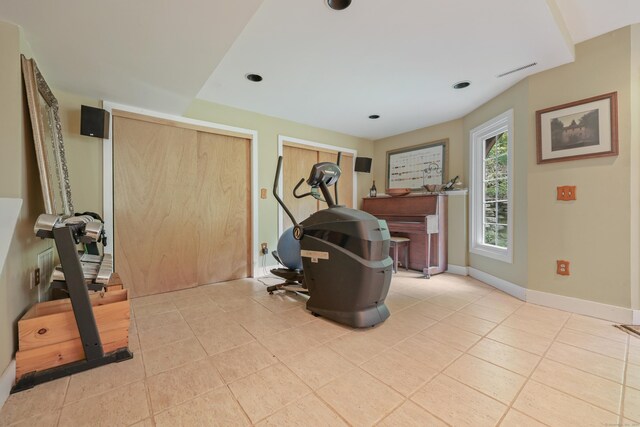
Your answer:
[556,260,570,276]
[557,186,576,201]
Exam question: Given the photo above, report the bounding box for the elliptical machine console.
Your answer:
[271,155,392,328]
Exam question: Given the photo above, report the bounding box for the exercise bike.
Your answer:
[269,155,392,328]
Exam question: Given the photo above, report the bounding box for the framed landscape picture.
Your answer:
[536,92,618,164]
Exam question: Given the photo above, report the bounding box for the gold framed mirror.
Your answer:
[21,55,74,216]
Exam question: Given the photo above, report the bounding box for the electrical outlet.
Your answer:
[557,260,570,276]
[34,268,41,287]
[261,243,268,255]
[557,186,576,201]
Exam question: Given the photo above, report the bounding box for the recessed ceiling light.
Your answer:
[369,114,380,119]
[327,0,352,10]
[453,81,471,89]
[245,73,263,82]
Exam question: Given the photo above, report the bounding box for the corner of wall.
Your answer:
[0,19,52,378]
[630,24,640,311]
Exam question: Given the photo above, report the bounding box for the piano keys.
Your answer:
[362,194,447,276]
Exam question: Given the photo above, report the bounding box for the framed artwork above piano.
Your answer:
[362,193,447,276]
[386,139,449,191]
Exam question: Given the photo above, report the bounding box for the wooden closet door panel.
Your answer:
[318,152,354,208]
[196,132,251,285]
[113,117,199,297]
[282,145,319,230]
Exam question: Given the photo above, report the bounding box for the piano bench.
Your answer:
[390,237,410,273]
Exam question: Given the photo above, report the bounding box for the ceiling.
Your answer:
[1,1,639,140]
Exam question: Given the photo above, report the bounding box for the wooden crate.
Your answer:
[15,288,130,381]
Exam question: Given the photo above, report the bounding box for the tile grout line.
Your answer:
[54,376,71,427]
[397,294,529,425]
[396,290,556,425]
[619,333,631,424]
[311,365,409,427]
[244,363,317,425]
[492,312,571,426]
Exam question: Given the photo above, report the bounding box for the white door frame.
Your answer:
[102,101,260,277]
[277,135,357,236]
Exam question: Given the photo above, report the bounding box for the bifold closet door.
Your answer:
[282,145,319,231]
[196,132,251,285]
[318,152,354,208]
[113,115,252,297]
[113,117,199,297]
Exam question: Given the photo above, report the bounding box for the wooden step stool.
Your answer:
[390,237,410,273]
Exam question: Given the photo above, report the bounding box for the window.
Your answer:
[469,109,513,263]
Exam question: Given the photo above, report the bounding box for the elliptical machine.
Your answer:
[270,155,392,328]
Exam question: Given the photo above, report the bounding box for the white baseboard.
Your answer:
[468,267,526,301]
[446,264,469,276]
[468,267,635,324]
[0,359,15,410]
[254,265,280,278]
[526,289,633,324]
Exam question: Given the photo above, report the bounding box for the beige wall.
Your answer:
[463,80,530,287]
[0,21,52,374]
[55,91,103,216]
[184,100,374,264]
[372,119,465,188]
[528,27,632,307]
[372,119,467,266]
[370,27,635,308]
[630,25,640,311]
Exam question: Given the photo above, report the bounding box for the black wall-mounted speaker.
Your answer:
[354,157,372,173]
[80,105,110,139]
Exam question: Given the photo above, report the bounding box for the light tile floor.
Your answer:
[1,272,640,426]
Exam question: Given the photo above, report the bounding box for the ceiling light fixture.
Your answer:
[369,115,380,119]
[327,0,352,10]
[245,73,263,82]
[452,81,471,89]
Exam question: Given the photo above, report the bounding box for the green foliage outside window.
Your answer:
[482,131,508,249]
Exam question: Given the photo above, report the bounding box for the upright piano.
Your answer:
[362,194,447,276]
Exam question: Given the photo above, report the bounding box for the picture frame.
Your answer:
[21,55,74,216]
[386,139,448,190]
[536,92,618,164]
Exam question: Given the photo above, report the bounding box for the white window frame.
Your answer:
[469,109,514,263]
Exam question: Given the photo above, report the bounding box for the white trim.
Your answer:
[445,264,469,276]
[0,359,16,410]
[469,109,514,263]
[276,135,358,236]
[469,267,636,323]
[445,189,468,196]
[255,265,280,278]
[101,102,260,277]
[468,267,525,300]
[526,289,633,324]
